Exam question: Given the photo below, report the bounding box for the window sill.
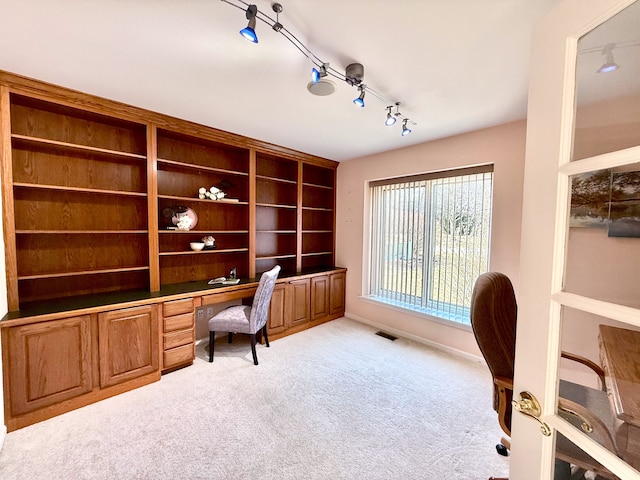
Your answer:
[358,295,472,332]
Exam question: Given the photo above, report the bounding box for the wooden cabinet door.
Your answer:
[329,272,346,315]
[267,283,288,334]
[310,275,329,321]
[290,278,310,327]
[5,315,93,416]
[98,305,159,388]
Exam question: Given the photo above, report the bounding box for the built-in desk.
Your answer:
[1,267,346,431]
[598,324,640,469]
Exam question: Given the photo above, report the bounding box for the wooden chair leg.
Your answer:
[250,333,258,365]
[262,325,270,347]
[209,331,215,362]
[228,332,233,343]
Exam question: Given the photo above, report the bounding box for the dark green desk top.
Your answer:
[1,267,345,323]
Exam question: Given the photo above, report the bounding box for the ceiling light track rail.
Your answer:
[219,0,416,135]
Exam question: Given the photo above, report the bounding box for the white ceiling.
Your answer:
[1,0,563,162]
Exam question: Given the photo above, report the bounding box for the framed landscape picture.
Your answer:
[570,167,640,237]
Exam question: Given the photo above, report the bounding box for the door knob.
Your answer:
[512,391,552,436]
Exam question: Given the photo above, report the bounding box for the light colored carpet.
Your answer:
[0,317,509,479]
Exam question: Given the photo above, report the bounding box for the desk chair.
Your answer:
[470,272,620,480]
[208,265,280,365]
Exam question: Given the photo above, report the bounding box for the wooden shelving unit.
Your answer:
[0,73,339,311]
[255,153,300,275]
[0,71,344,433]
[7,93,149,306]
[301,163,336,270]
[156,129,250,285]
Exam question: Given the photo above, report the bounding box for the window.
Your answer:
[368,165,493,325]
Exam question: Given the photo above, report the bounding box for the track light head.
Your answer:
[240,5,259,43]
[401,119,412,136]
[353,86,365,107]
[311,68,320,84]
[311,63,328,85]
[597,43,619,73]
[385,106,396,126]
[597,53,619,73]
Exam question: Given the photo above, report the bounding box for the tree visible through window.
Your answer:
[369,165,493,324]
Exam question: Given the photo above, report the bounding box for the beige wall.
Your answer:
[336,120,527,357]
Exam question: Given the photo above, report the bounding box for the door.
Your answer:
[329,271,346,316]
[5,315,93,416]
[267,283,288,334]
[514,0,640,478]
[290,278,310,326]
[310,275,329,321]
[98,305,159,388]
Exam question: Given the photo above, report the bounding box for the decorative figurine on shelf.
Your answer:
[198,186,227,200]
[202,235,216,249]
[171,206,197,231]
[229,267,237,280]
[176,215,193,230]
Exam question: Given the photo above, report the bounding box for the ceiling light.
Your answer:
[239,4,258,43]
[597,43,619,73]
[401,119,412,136]
[597,54,619,73]
[311,63,329,85]
[385,106,396,126]
[311,68,320,84]
[353,86,365,107]
[223,2,417,132]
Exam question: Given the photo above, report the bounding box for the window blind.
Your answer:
[369,166,493,324]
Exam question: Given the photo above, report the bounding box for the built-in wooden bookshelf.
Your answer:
[255,153,300,274]
[7,93,150,305]
[0,71,339,311]
[301,163,336,270]
[156,129,251,284]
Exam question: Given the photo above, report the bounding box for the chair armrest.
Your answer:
[494,375,514,437]
[494,375,513,390]
[561,351,606,390]
[556,397,620,468]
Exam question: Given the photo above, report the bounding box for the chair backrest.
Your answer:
[249,265,281,333]
[470,271,518,433]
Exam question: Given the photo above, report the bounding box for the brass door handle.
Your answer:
[512,391,552,436]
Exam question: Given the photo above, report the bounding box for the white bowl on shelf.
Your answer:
[190,242,205,251]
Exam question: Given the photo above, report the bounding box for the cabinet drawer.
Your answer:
[163,328,195,350]
[163,298,194,317]
[163,343,195,369]
[163,312,194,333]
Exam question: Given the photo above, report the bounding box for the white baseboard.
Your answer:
[0,424,6,452]
[344,312,485,365]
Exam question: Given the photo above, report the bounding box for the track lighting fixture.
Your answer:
[385,106,397,126]
[353,86,365,107]
[223,1,417,134]
[597,43,619,73]
[239,4,258,43]
[401,119,412,136]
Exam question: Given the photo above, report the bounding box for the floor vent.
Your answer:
[375,331,397,341]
